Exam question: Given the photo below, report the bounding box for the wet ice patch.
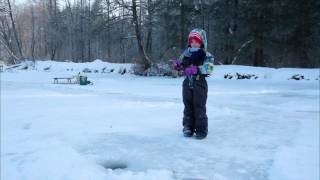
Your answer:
[99,159,128,170]
[23,122,32,130]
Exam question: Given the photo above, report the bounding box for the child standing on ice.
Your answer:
[173,28,214,139]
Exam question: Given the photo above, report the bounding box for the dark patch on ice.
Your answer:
[296,110,319,113]
[23,123,32,130]
[99,160,128,170]
[2,152,18,157]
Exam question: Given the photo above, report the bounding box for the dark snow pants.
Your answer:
[182,75,208,133]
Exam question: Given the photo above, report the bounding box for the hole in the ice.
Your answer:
[99,160,128,170]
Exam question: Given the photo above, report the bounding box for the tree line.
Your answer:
[0,0,319,71]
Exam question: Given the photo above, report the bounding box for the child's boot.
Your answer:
[195,131,207,139]
[183,127,194,137]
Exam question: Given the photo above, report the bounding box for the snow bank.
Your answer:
[37,59,132,74]
[212,65,319,81]
[3,59,132,75]
[3,60,319,81]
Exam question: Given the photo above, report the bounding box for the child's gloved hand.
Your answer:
[172,60,183,71]
[184,65,198,75]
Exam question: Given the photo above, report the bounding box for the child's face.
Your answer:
[190,39,201,48]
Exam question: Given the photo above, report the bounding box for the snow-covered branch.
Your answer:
[232,39,254,65]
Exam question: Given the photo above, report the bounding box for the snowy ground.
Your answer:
[1,60,319,180]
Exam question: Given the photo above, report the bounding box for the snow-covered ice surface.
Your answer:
[1,60,319,180]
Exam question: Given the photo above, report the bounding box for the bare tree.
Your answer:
[7,0,23,59]
[115,0,151,71]
[132,0,150,70]
[0,0,21,64]
[30,0,36,61]
[106,0,111,58]
[0,0,318,68]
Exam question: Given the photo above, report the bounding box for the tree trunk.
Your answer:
[88,0,91,61]
[298,1,311,68]
[0,17,17,64]
[31,4,36,61]
[145,0,153,56]
[106,0,111,58]
[180,0,186,49]
[80,0,85,62]
[7,0,23,59]
[253,33,265,67]
[132,0,151,70]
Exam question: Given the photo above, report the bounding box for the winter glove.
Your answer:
[184,65,198,76]
[172,60,183,71]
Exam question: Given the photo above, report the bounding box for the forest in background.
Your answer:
[0,0,319,71]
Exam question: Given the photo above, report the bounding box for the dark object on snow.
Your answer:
[79,75,93,85]
[53,74,80,84]
[79,76,87,85]
[53,74,92,85]
[182,76,208,138]
[224,73,258,80]
[118,68,126,75]
[224,73,233,79]
[102,67,107,73]
[83,68,92,73]
[102,67,115,73]
[5,64,22,70]
[94,69,99,73]
[43,66,52,71]
[121,68,126,75]
[21,65,28,70]
[236,73,258,79]
[54,77,76,84]
[289,74,304,80]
